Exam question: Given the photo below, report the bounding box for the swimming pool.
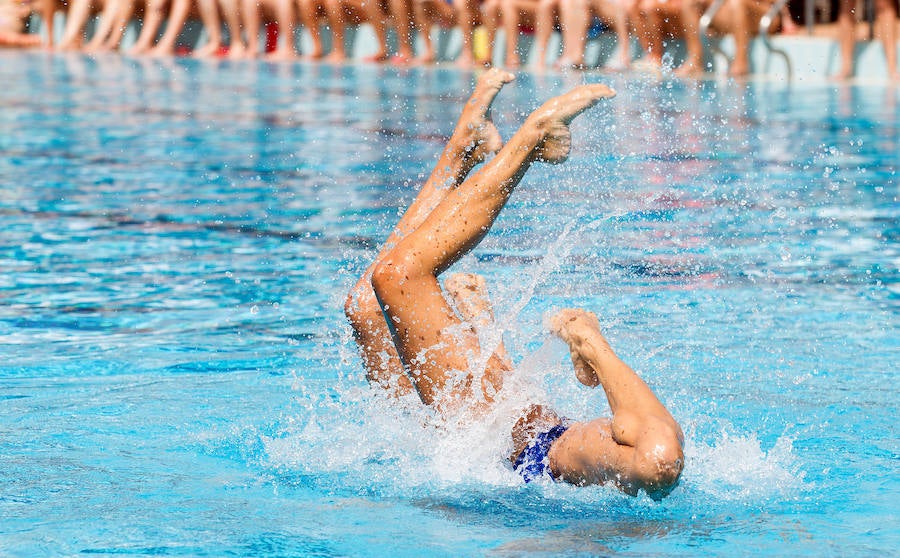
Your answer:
[1,51,897,556]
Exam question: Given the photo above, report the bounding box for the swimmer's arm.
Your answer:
[548,418,684,497]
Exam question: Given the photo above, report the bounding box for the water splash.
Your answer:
[686,430,804,501]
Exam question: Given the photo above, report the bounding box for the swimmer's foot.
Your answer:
[445,272,513,374]
[548,308,609,387]
[445,272,494,327]
[525,83,616,164]
[450,67,515,165]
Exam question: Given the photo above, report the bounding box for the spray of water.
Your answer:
[258,87,806,506]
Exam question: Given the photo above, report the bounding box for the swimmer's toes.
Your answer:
[472,68,515,107]
[562,84,616,121]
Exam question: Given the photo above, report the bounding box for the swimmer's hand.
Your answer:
[453,68,515,164]
[528,84,616,164]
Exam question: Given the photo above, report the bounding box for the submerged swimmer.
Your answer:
[344,69,684,498]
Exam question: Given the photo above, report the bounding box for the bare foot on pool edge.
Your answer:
[266,48,298,61]
[675,57,704,78]
[193,41,222,58]
[526,83,616,164]
[451,68,515,164]
[363,52,389,63]
[548,309,608,387]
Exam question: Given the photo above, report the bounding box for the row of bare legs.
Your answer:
[29,0,891,78]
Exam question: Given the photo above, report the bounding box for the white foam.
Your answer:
[685,430,804,501]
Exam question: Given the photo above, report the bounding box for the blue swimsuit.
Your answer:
[513,423,569,483]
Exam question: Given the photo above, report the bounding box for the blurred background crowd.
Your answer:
[1,0,897,78]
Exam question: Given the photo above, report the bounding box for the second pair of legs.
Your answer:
[344,69,684,496]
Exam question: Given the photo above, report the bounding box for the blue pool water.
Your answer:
[1,51,897,556]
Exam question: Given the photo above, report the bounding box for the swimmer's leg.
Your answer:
[344,69,515,397]
[370,84,615,410]
[547,308,684,497]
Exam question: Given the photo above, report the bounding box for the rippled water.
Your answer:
[1,51,897,556]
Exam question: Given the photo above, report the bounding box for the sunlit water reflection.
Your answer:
[1,51,897,555]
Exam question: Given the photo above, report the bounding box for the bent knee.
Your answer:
[370,250,425,297]
[344,282,371,325]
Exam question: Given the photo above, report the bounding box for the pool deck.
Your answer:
[32,15,900,83]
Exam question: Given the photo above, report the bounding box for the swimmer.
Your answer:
[344,69,685,497]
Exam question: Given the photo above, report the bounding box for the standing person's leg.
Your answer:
[101,0,138,50]
[875,0,898,80]
[388,0,416,62]
[242,0,263,55]
[453,0,480,65]
[482,0,503,65]
[835,0,856,79]
[129,0,167,54]
[322,0,389,62]
[370,84,615,410]
[37,0,59,47]
[148,0,192,55]
[676,0,705,76]
[533,0,558,67]
[725,0,758,76]
[500,0,532,67]
[56,0,96,50]
[413,0,456,62]
[345,69,515,396]
[219,0,247,57]
[84,0,120,51]
[297,0,325,58]
[323,0,350,60]
[639,0,664,66]
[607,0,631,68]
[557,0,590,68]
[267,0,299,59]
[626,0,649,61]
[0,1,41,47]
[361,0,391,61]
[547,309,683,496]
[194,0,226,56]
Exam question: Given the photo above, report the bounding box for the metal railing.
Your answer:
[698,0,728,64]
[698,0,794,79]
[759,0,793,79]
